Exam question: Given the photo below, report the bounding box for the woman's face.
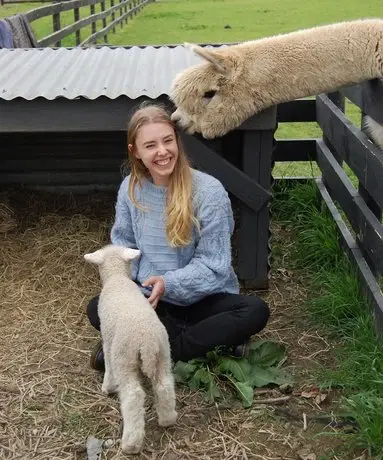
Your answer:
[130,122,179,186]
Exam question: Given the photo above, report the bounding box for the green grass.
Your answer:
[272,181,383,458]
[0,2,43,18]
[107,0,383,46]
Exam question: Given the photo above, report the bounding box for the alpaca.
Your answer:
[84,245,177,454]
[170,19,383,143]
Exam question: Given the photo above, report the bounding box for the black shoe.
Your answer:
[231,340,251,359]
[90,340,105,371]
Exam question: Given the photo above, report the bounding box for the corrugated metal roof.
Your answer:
[0,46,220,101]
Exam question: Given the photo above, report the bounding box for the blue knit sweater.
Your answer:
[110,169,240,306]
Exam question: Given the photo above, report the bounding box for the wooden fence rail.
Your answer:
[21,0,153,46]
[312,82,383,330]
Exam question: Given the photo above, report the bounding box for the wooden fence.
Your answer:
[271,81,383,331]
[19,0,153,46]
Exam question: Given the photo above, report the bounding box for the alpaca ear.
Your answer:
[84,249,104,265]
[122,248,141,261]
[185,43,230,75]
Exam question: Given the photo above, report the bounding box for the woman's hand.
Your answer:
[142,276,165,309]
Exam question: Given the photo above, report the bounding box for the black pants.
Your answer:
[86,292,270,363]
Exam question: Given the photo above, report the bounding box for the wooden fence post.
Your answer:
[111,0,116,33]
[101,0,107,42]
[52,11,61,47]
[74,7,80,45]
[326,90,345,165]
[359,110,383,276]
[238,128,274,289]
[90,3,96,38]
[124,0,128,24]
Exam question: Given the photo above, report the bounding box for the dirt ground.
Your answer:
[0,188,362,460]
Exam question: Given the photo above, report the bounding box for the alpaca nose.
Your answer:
[171,110,181,123]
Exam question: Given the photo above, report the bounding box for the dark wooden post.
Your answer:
[111,0,116,33]
[101,1,107,42]
[129,1,133,19]
[319,91,345,202]
[124,0,128,24]
[74,7,80,45]
[358,80,383,275]
[52,11,61,47]
[325,90,345,165]
[237,119,276,289]
[90,3,96,36]
[120,0,123,28]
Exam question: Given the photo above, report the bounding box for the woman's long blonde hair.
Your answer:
[126,102,198,247]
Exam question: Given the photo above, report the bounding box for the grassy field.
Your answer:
[106,0,383,46]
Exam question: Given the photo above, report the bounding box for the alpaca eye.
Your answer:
[203,90,216,99]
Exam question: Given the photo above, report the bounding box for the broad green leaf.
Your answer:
[250,365,293,387]
[216,357,252,382]
[226,377,254,408]
[173,361,198,383]
[189,368,213,390]
[249,340,286,367]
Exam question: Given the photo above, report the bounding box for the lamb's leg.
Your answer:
[152,356,178,427]
[118,374,146,454]
[101,337,117,395]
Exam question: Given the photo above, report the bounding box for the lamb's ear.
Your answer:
[122,248,141,262]
[185,42,230,75]
[84,250,104,265]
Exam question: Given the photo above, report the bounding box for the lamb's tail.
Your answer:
[139,341,164,382]
[363,115,383,150]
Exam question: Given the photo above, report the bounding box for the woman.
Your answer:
[87,102,270,370]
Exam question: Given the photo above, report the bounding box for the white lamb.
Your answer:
[84,244,177,454]
[170,18,383,146]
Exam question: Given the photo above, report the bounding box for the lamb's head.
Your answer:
[170,43,252,139]
[84,244,140,284]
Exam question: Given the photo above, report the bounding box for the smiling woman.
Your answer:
[128,116,179,186]
[85,102,270,371]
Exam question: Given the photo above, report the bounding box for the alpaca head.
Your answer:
[170,43,253,139]
[84,245,141,283]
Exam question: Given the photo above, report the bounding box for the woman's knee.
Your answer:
[87,295,100,330]
[238,295,270,334]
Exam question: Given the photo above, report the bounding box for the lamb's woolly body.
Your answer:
[170,19,383,146]
[98,275,169,380]
[84,245,177,454]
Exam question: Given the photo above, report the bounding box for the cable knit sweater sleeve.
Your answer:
[162,182,236,304]
[110,177,140,279]
[110,177,136,248]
